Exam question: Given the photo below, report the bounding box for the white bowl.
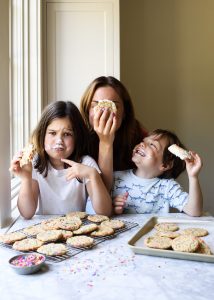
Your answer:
[9,253,46,275]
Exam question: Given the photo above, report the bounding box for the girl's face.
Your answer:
[132,135,169,177]
[44,117,75,169]
[89,86,124,130]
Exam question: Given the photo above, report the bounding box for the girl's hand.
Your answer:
[113,192,128,215]
[185,151,203,178]
[9,151,32,179]
[93,108,117,145]
[61,158,96,181]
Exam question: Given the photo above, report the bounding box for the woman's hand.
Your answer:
[93,108,117,145]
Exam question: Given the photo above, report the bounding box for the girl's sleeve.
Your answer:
[82,156,101,173]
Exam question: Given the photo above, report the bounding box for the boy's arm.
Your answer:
[182,152,203,217]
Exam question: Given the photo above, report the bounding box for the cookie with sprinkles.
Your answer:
[181,227,208,237]
[37,243,67,256]
[66,236,94,248]
[101,219,125,230]
[144,236,172,250]
[0,231,26,244]
[66,211,87,219]
[73,224,98,235]
[13,238,44,251]
[60,230,73,240]
[154,222,179,232]
[155,231,180,239]
[87,214,109,223]
[57,217,82,230]
[23,224,45,236]
[195,238,212,255]
[90,225,114,237]
[172,235,199,253]
[41,217,64,230]
[36,230,63,242]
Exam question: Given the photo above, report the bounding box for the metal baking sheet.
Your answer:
[128,216,214,263]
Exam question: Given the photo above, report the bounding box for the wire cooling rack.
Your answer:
[0,219,138,263]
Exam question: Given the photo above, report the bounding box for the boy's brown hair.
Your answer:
[149,129,186,179]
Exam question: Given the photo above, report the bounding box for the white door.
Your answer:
[43,0,120,107]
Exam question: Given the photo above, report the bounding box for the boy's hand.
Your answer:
[185,151,202,178]
[113,192,128,215]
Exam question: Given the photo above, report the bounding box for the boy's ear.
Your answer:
[159,161,173,172]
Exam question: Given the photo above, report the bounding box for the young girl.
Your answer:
[10,101,112,219]
[113,129,203,217]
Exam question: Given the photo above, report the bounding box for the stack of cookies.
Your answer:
[144,222,212,255]
[0,213,126,257]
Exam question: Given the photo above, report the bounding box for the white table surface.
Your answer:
[0,213,214,300]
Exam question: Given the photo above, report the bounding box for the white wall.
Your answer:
[0,0,11,227]
[121,0,214,214]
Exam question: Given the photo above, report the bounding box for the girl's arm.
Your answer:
[62,159,112,216]
[18,178,39,219]
[93,109,117,191]
[182,152,203,217]
[10,153,39,219]
[86,169,112,216]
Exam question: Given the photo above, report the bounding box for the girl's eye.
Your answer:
[49,131,56,136]
[64,132,73,137]
[150,143,156,149]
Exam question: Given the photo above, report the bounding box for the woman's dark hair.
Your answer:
[31,101,90,177]
[149,129,186,179]
[80,76,147,170]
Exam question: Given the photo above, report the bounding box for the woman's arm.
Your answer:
[93,109,117,190]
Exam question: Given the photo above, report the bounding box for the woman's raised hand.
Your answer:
[93,108,117,145]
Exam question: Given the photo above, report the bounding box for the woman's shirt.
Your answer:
[112,169,188,214]
[32,155,100,215]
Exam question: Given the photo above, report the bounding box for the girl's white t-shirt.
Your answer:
[32,155,100,215]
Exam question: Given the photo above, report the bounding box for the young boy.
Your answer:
[113,129,203,217]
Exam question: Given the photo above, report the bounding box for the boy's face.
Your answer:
[132,134,169,177]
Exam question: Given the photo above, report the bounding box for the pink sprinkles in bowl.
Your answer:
[9,253,46,275]
[10,254,45,267]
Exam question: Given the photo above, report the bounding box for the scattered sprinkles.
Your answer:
[59,245,137,288]
[10,254,45,267]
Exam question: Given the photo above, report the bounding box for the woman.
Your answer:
[80,76,147,191]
